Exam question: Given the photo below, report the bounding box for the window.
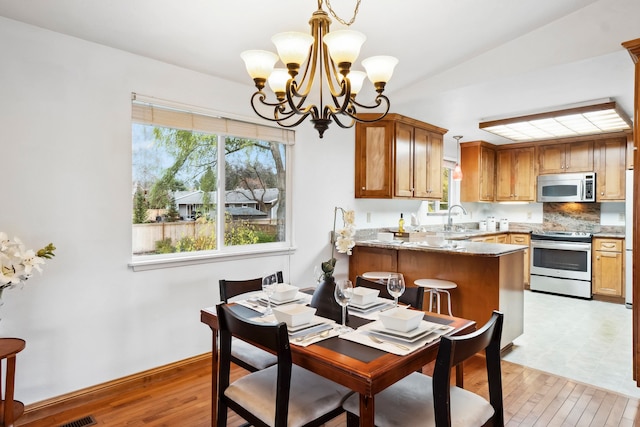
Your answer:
[130,94,294,268]
[427,159,458,213]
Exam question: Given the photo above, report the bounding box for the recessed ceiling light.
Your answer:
[479,100,632,142]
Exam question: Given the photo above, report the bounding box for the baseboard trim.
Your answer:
[17,352,212,425]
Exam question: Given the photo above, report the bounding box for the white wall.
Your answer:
[0,16,366,404]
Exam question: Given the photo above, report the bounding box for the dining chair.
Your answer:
[355,275,425,310]
[216,303,353,427]
[218,272,283,372]
[343,310,504,427]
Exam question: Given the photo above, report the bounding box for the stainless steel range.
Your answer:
[530,231,593,299]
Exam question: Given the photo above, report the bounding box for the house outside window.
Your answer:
[130,94,294,268]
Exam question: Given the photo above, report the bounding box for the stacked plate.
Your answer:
[349,297,393,314]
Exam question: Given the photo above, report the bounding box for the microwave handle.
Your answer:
[581,181,584,200]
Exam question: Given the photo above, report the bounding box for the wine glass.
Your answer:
[334,279,354,333]
[262,275,277,316]
[387,273,405,307]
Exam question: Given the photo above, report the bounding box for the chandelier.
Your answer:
[240,0,398,138]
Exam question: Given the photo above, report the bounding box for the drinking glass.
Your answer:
[387,273,405,307]
[334,279,354,333]
[261,275,277,316]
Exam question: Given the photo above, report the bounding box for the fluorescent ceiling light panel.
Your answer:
[479,101,632,142]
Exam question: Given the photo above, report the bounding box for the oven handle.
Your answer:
[531,240,592,251]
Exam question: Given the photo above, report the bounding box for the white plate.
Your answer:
[259,293,305,306]
[287,315,331,333]
[350,297,389,310]
[369,321,436,342]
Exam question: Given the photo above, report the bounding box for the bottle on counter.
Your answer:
[398,213,405,233]
[500,218,509,231]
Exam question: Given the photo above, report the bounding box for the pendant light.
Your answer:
[453,135,463,181]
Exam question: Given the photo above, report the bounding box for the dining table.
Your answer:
[200,291,476,427]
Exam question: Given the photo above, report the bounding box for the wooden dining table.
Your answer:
[200,303,476,427]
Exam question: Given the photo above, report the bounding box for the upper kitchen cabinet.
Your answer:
[495,147,535,202]
[355,114,447,199]
[537,140,593,174]
[460,141,496,202]
[594,136,627,201]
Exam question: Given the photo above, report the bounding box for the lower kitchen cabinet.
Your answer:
[510,233,531,286]
[592,238,624,297]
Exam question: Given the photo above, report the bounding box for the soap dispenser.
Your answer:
[398,213,405,233]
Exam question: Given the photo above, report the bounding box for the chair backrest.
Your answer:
[219,271,284,302]
[355,275,424,310]
[432,310,504,427]
[216,303,293,426]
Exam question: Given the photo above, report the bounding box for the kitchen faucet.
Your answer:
[446,204,468,231]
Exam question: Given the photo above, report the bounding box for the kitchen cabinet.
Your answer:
[537,141,593,174]
[510,233,531,286]
[594,137,626,201]
[460,141,495,202]
[355,114,447,199]
[593,238,624,297]
[470,234,508,243]
[495,147,535,201]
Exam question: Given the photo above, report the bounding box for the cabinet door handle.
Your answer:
[602,243,616,248]
[361,187,366,190]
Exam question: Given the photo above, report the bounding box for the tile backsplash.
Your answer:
[542,202,601,232]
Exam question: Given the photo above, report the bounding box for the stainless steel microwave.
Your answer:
[537,172,596,203]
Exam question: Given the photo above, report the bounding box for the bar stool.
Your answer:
[414,279,457,316]
[0,338,25,427]
[362,271,395,282]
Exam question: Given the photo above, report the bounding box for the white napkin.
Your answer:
[291,327,339,347]
[340,320,454,356]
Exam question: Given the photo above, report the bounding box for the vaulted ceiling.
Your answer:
[0,0,637,148]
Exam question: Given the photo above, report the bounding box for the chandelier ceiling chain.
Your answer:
[324,0,361,26]
[240,0,398,138]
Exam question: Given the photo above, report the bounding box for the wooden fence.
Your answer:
[132,221,276,254]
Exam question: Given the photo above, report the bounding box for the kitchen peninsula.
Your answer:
[349,238,527,348]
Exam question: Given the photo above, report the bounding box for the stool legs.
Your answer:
[427,289,452,316]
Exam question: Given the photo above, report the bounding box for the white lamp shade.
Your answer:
[267,68,290,94]
[323,30,366,64]
[240,50,279,80]
[271,32,314,65]
[362,55,399,84]
[346,70,367,94]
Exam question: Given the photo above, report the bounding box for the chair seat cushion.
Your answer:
[231,338,277,370]
[225,364,352,427]
[342,372,494,427]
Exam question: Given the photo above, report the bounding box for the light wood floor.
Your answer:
[16,355,640,427]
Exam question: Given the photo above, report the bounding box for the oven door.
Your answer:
[530,240,591,281]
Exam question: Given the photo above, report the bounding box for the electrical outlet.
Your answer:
[527,212,532,220]
[366,212,371,223]
[619,213,625,222]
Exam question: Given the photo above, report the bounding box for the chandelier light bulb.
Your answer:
[271,32,314,69]
[323,30,366,72]
[240,50,279,86]
[345,70,366,95]
[362,55,399,91]
[267,68,291,99]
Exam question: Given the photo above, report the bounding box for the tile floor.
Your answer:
[502,290,640,398]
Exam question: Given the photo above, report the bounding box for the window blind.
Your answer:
[131,93,295,145]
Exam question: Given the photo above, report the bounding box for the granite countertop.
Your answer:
[593,232,626,239]
[355,239,527,257]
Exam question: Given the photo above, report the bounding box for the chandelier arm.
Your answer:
[340,95,392,123]
[328,110,356,129]
[250,91,307,124]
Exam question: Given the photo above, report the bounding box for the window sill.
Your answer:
[129,244,296,271]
